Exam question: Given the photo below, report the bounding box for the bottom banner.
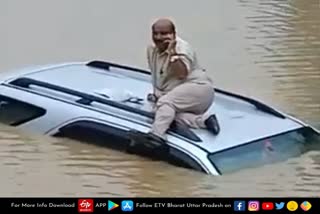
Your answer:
[2,197,318,213]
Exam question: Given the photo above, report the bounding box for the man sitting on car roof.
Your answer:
[145,18,220,142]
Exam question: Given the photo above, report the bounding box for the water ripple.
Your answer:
[0,0,319,197]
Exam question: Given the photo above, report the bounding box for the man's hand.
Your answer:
[164,39,188,80]
[147,93,158,103]
[164,39,177,55]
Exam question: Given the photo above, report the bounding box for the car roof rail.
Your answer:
[86,60,150,75]
[214,88,286,119]
[8,77,202,142]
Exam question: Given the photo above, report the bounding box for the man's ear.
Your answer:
[170,33,176,40]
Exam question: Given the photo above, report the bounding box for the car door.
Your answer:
[49,117,209,173]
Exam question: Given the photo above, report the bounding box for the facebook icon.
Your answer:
[234,201,246,211]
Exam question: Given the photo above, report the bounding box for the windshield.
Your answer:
[208,127,320,174]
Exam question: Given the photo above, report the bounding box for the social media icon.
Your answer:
[300,201,312,211]
[78,199,94,212]
[287,201,298,211]
[121,200,134,212]
[262,202,274,210]
[233,201,245,211]
[108,200,119,211]
[248,201,260,211]
[275,202,284,210]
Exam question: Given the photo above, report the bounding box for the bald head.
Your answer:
[152,18,176,33]
[151,18,176,51]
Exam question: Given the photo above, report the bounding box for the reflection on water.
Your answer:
[240,0,320,124]
[1,125,319,197]
[0,0,320,197]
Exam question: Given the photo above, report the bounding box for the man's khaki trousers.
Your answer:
[150,82,214,138]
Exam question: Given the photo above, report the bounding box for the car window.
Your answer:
[53,120,130,150]
[54,120,206,173]
[0,94,46,126]
[167,147,206,173]
[208,127,320,174]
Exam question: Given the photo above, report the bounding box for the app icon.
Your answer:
[233,201,245,211]
[287,201,298,211]
[248,201,260,211]
[275,202,284,210]
[108,200,119,211]
[121,200,134,212]
[78,199,94,212]
[300,201,312,211]
[262,202,274,210]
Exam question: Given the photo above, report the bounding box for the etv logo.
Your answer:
[78,199,94,212]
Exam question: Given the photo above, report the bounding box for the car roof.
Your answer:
[2,61,304,153]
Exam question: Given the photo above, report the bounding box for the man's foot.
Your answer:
[204,114,220,135]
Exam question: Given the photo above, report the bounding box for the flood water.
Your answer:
[0,0,319,197]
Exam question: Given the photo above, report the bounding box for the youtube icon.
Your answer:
[262,202,274,210]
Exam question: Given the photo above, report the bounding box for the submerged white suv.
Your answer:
[0,60,319,175]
